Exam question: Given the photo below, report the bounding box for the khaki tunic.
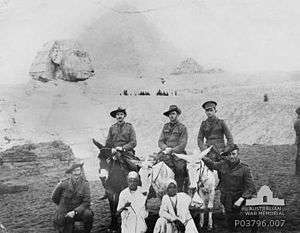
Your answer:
[198,117,234,153]
[158,121,188,154]
[105,122,137,151]
[51,177,92,231]
[202,158,256,212]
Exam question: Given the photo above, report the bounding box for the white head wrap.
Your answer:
[127,171,139,179]
[167,178,177,187]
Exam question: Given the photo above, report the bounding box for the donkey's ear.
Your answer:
[92,138,103,150]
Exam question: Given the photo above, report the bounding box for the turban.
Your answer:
[167,178,177,188]
[127,171,139,179]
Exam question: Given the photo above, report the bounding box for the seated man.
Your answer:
[202,145,256,232]
[153,179,198,233]
[198,100,234,155]
[100,107,139,199]
[52,161,93,233]
[105,107,139,170]
[157,105,188,191]
[117,171,148,233]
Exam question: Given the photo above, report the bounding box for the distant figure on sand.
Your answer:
[294,107,300,175]
[52,161,93,233]
[117,171,148,233]
[198,101,234,154]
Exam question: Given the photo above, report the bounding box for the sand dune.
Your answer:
[0,72,299,180]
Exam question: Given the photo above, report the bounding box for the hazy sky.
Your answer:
[1,0,300,84]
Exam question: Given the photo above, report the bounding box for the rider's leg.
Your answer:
[174,159,187,192]
[99,169,108,200]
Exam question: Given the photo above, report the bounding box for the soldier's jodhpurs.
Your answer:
[61,209,94,233]
[221,193,242,231]
[157,152,187,192]
[296,144,300,176]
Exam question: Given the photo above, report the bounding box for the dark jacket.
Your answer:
[105,122,137,151]
[202,157,256,211]
[198,117,234,152]
[52,176,91,229]
[158,121,188,154]
[294,117,300,145]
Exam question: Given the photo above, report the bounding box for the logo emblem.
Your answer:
[246,185,285,206]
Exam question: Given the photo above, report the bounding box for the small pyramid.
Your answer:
[171,57,203,75]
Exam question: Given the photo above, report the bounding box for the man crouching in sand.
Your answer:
[52,161,94,233]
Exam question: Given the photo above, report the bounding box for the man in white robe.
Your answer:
[154,179,198,233]
[117,171,148,233]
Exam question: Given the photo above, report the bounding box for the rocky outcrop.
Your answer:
[0,141,75,196]
[0,181,29,194]
[0,140,74,163]
[29,40,95,82]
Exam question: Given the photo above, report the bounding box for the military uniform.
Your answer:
[294,113,300,175]
[158,121,188,154]
[158,120,188,191]
[105,121,139,172]
[202,157,256,230]
[105,122,137,152]
[198,117,234,153]
[52,177,93,233]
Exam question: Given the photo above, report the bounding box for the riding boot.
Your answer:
[175,173,185,192]
[99,177,108,200]
[63,216,75,233]
[82,211,94,233]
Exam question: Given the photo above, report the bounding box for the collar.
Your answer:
[169,120,179,126]
[227,158,241,169]
[116,121,125,126]
[207,116,218,122]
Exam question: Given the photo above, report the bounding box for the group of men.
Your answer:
[51,100,260,233]
[103,101,235,192]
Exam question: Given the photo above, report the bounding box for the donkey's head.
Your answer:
[92,139,113,161]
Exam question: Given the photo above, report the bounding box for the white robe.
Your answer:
[154,193,198,233]
[117,187,148,233]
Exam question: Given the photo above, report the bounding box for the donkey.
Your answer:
[92,139,139,232]
[174,146,219,231]
[138,160,175,198]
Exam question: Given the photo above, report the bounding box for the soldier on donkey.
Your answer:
[157,105,188,192]
[99,107,139,199]
[198,101,234,154]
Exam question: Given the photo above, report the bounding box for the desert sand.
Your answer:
[1,0,300,232]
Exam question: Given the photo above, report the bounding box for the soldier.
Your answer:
[52,161,93,233]
[202,145,256,232]
[99,107,138,199]
[105,107,137,154]
[294,107,300,175]
[198,101,234,154]
[158,105,188,191]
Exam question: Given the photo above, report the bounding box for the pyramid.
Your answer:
[171,57,203,75]
[77,3,181,76]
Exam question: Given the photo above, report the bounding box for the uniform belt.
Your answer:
[207,138,224,141]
